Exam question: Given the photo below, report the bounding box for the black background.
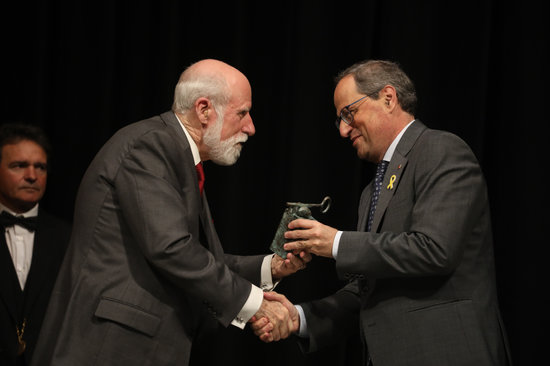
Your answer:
[3,1,547,365]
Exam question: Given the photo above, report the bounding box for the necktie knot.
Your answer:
[0,211,38,232]
[195,162,205,195]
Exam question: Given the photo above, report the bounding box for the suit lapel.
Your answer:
[370,120,427,232]
[160,111,188,144]
[23,213,57,316]
[0,229,22,322]
[199,193,224,258]
[162,111,204,200]
[371,155,408,232]
[161,111,224,259]
[357,183,374,231]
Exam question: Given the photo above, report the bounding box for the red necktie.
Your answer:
[196,162,205,195]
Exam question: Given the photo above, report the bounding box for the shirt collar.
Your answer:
[383,119,415,162]
[0,202,39,217]
[174,113,201,165]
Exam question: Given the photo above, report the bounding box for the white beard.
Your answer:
[203,115,248,166]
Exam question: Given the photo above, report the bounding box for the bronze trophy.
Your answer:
[270,196,331,259]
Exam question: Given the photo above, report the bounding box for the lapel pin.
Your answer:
[387,175,396,190]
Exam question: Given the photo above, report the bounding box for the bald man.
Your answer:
[30,59,309,366]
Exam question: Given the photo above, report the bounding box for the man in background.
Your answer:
[0,123,71,366]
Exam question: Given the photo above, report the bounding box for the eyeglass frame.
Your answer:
[334,95,368,129]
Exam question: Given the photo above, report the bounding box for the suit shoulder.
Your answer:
[109,113,189,155]
[84,112,191,180]
[111,114,172,144]
[419,127,467,145]
[408,127,482,181]
[415,128,475,157]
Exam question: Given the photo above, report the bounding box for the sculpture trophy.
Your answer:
[270,196,332,259]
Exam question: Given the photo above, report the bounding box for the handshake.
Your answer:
[249,291,298,343]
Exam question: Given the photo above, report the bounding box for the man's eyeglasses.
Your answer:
[334,95,368,129]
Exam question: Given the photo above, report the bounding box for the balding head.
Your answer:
[184,59,245,83]
[171,59,255,165]
[172,59,249,115]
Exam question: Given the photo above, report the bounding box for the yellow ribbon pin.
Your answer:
[387,175,396,190]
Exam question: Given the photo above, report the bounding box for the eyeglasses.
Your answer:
[334,95,368,129]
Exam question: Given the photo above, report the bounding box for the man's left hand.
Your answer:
[271,250,312,280]
[283,219,337,258]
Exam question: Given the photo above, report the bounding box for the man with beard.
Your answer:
[30,59,309,366]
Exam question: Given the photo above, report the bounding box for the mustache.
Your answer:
[232,133,248,145]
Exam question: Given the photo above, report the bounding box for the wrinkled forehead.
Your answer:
[227,74,252,107]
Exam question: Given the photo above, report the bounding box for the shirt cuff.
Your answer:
[260,254,279,291]
[332,231,343,259]
[295,304,309,338]
[231,284,263,329]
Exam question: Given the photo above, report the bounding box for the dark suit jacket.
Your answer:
[301,121,512,366]
[31,112,266,366]
[0,209,71,366]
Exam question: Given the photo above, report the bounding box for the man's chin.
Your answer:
[355,149,370,161]
[209,141,244,166]
[212,151,241,166]
[9,198,41,213]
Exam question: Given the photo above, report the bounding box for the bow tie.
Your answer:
[0,211,38,232]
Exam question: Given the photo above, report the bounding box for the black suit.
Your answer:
[0,208,71,366]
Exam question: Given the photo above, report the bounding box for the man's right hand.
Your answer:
[250,291,299,343]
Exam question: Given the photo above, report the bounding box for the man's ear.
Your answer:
[195,97,212,126]
[380,85,397,110]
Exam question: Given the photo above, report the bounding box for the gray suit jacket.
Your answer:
[301,121,512,366]
[31,112,265,366]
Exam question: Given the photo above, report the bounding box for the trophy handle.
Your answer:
[318,196,332,213]
[286,196,332,214]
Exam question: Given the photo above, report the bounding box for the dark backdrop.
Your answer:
[3,1,547,365]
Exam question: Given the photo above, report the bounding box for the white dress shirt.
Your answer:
[1,202,39,290]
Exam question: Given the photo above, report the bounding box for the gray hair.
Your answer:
[172,69,230,116]
[336,60,417,115]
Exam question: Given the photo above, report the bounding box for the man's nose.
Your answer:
[338,120,353,138]
[242,114,255,136]
[24,167,38,181]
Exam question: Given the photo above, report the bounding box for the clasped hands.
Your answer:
[250,291,298,342]
[251,218,338,342]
